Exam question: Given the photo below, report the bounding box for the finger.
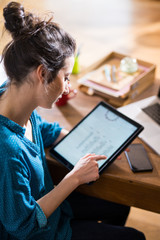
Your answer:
[91,155,107,161]
[125,148,130,152]
[117,155,121,160]
[82,153,96,158]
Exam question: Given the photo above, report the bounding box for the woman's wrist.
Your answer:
[64,170,81,188]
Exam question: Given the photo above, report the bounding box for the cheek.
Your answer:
[58,80,65,94]
[52,79,65,97]
[59,75,67,92]
[48,73,65,97]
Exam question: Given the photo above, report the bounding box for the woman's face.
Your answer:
[43,56,75,108]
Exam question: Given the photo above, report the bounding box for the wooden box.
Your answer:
[77,52,156,107]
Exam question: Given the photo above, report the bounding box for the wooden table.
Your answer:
[37,74,160,215]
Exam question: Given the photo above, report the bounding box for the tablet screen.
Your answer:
[50,101,144,173]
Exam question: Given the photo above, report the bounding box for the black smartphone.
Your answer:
[125,144,153,172]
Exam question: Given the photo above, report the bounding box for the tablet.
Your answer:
[50,101,144,174]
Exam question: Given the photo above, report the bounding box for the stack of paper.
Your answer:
[78,63,149,104]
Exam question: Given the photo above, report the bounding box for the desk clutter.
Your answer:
[77,52,156,107]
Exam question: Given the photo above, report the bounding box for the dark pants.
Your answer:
[67,192,145,240]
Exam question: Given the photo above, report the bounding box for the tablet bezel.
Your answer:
[50,101,144,174]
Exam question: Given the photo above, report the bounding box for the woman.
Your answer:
[0,2,145,240]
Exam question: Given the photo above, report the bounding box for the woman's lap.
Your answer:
[70,220,145,240]
[67,191,130,226]
[67,192,145,240]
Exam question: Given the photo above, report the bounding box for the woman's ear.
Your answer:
[36,65,46,84]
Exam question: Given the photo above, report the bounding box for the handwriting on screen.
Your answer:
[74,108,136,167]
[54,105,137,168]
[76,128,114,155]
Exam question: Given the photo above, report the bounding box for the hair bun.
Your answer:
[3,1,25,38]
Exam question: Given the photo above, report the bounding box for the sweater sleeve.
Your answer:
[34,110,63,148]
[0,156,48,239]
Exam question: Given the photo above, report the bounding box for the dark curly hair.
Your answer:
[2,2,76,85]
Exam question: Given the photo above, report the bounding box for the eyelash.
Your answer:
[65,77,70,82]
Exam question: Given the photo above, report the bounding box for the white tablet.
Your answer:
[50,101,144,174]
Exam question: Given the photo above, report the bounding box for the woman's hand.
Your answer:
[117,148,130,160]
[70,153,107,185]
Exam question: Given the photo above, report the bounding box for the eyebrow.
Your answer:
[65,72,72,75]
